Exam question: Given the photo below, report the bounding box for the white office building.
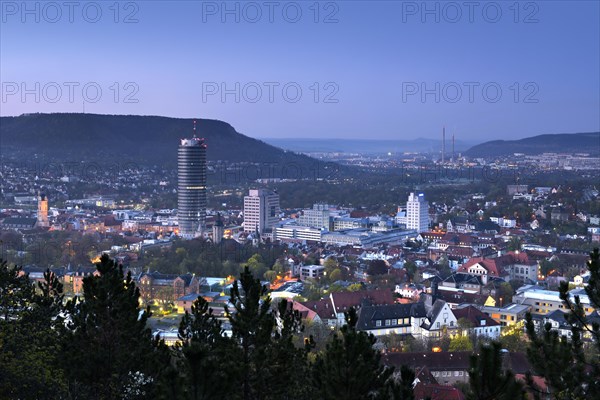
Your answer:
[297,203,331,229]
[243,189,280,233]
[406,192,429,232]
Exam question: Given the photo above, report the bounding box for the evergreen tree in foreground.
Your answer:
[0,262,67,399]
[466,341,526,400]
[312,307,399,400]
[63,254,168,399]
[226,266,275,400]
[525,248,600,399]
[177,295,239,400]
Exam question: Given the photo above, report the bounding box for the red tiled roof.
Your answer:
[330,289,395,312]
[301,299,336,320]
[452,305,500,327]
[414,383,465,400]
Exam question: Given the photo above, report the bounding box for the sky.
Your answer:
[1,0,599,141]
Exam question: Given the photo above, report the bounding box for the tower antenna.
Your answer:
[193,119,197,137]
[442,126,446,164]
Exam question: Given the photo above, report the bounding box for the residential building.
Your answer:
[300,265,325,280]
[139,271,201,303]
[383,351,531,386]
[513,285,595,315]
[479,303,530,327]
[302,289,396,326]
[356,303,417,336]
[411,298,458,338]
[452,305,501,339]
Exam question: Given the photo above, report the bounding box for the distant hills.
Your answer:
[464,132,600,157]
[261,137,479,154]
[0,113,328,175]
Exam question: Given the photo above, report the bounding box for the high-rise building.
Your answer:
[177,123,207,239]
[243,189,280,233]
[406,192,429,232]
[37,193,49,227]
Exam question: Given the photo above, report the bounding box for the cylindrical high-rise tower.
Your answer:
[177,126,207,239]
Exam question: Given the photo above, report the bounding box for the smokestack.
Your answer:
[452,133,455,163]
[442,126,446,164]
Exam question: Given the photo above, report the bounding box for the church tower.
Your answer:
[37,193,49,227]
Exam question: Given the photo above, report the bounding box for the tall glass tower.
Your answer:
[177,122,207,238]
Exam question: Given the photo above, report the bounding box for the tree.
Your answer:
[226,266,274,400]
[466,342,526,400]
[507,236,522,252]
[328,268,342,282]
[323,256,338,272]
[243,254,268,281]
[177,296,238,400]
[63,254,168,399]
[0,260,33,322]
[449,335,473,352]
[368,259,389,276]
[312,307,398,400]
[404,261,418,283]
[0,263,67,399]
[525,248,600,399]
[264,299,314,399]
[499,282,514,304]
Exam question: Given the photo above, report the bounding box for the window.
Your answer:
[459,371,464,376]
[436,322,440,328]
[454,371,459,376]
[450,321,454,327]
[376,320,381,327]
[385,320,391,326]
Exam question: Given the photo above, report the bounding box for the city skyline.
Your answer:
[1,1,598,141]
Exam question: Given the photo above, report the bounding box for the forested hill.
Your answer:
[0,113,321,168]
[464,132,600,157]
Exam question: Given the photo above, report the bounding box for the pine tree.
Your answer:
[0,262,67,399]
[312,307,397,400]
[63,254,167,399]
[226,265,275,400]
[264,298,314,400]
[466,341,526,400]
[177,295,239,400]
[525,248,600,399]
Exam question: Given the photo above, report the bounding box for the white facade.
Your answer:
[300,265,325,280]
[297,203,330,229]
[243,189,280,233]
[406,192,430,232]
[273,224,323,242]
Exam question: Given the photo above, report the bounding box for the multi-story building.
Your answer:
[297,203,331,229]
[243,189,280,233]
[513,285,595,315]
[300,265,325,280]
[177,127,207,239]
[273,224,322,242]
[406,192,429,232]
[332,216,368,231]
[452,305,501,339]
[480,303,530,327]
